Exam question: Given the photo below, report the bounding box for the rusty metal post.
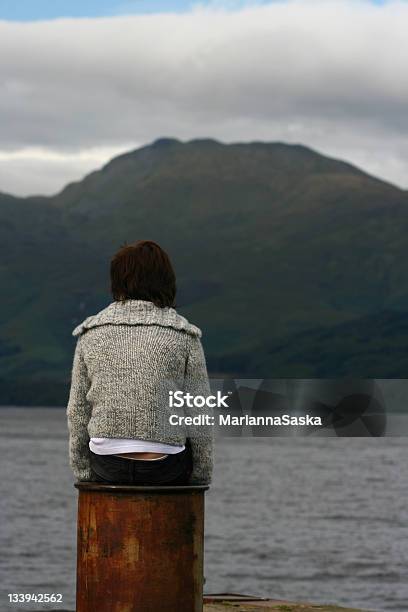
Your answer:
[75,483,208,612]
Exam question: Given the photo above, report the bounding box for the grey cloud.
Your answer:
[0,1,408,194]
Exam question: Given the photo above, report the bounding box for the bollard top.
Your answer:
[74,482,209,494]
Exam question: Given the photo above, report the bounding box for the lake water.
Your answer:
[0,407,407,612]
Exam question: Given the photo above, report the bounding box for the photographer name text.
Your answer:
[168,391,322,426]
[169,414,322,427]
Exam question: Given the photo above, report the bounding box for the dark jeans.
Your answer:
[89,443,193,485]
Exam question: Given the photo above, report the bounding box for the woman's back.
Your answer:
[71,300,208,443]
[67,241,213,486]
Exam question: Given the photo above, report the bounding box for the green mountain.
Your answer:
[1,138,408,405]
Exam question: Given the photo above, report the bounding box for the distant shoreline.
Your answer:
[0,404,66,409]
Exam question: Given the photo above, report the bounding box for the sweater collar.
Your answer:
[72,300,202,338]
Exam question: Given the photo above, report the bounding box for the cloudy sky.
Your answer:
[0,0,407,195]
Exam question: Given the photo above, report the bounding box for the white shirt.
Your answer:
[89,437,185,455]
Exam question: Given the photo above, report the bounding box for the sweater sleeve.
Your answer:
[184,335,214,485]
[66,336,93,481]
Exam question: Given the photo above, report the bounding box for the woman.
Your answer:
[67,240,213,485]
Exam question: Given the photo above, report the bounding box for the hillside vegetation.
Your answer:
[1,138,407,405]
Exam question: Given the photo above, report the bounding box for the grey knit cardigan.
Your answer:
[67,300,213,484]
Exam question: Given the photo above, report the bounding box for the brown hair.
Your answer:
[110,240,176,308]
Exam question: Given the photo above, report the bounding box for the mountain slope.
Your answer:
[1,138,407,405]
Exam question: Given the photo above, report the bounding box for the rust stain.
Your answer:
[76,487,206,612]
[124,535,140,568]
